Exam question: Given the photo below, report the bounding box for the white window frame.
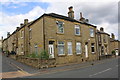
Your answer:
[58,41,65,55]
[21,30,24,39]
[21,44,23,53]
[29,28,32,39]
[75,25,80,35]
[76,42,82,54]
[67,42,72,55]
[90,28,94,37]
[56,21,64,33]
[91,43,95,53]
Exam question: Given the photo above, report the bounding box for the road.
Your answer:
[25,57,119,78]
[0,51,119,78]
[1,53,31,78]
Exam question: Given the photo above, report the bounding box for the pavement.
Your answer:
[1,51,119,78]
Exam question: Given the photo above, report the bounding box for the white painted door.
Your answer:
[85,44,88,58]
[48,45,54,58]
[115,50,118,56]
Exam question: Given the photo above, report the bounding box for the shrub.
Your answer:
[26,50,49,59]
[26,52,40,58]
[112,50,116,55]
[40,50,49,60]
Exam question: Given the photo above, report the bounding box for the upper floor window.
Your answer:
[103,35,107,43]
[98,35,101,42]
[56,21,64,33]
[75,25,80,35]
[29,29,32,39]
[90,28,94,37]
[21,30,24,39]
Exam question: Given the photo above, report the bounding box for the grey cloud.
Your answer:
[73,2,118,25]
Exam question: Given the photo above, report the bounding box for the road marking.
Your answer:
[10,62,24,71]
[89,68,112,77]
[0,71,31,78]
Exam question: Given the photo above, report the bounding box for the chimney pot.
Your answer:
[111,33,115,40]
[1,36,3,41]
[100,27,104,32]
[16,27,19,30]
[80,12,82,18]
[7,32,10,37]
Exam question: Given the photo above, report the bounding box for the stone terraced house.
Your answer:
[2,6,120,66]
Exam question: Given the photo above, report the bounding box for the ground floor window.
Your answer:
[67,42,72,55]
[76,42,82,54]
[91,43,95,53]
[34,44,38,55]
[101,46,104,55]
[58,41,65,55]
[21,44,23,53]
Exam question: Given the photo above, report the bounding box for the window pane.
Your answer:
[58,41,64,55]
[76,42,81,54]
[57,21,64,33]
[91,43,95,53]
[58,46,64,55]
[75,25,80,35]
[68,42,72,55]
[90,28,94,37]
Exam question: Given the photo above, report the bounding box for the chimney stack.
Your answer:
[79,12,88,23]
[1,36,3,41]
[16,27,19,31]
[100,27,104,32]
[20,23,24,27]
[7,32,10,37]
[68,6,74,18]
[24,19,28,25]
[111,33,115,40]
[80,12,83,18]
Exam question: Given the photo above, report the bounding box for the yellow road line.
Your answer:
[1,71,31,78]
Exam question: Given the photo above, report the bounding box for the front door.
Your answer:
[48,42,54,58]
[85,44,88,58]
[115,50,118,56]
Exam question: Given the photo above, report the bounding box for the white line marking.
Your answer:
[89,68,112,77]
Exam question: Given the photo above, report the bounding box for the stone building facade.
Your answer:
[110,33,120,56]
[2,6,119,65]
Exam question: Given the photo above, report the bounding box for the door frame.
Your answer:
[85,42,88,58]
[48,41,55,58]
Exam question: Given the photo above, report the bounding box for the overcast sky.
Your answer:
[0,0,119,40]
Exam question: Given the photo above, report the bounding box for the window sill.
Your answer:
[90,36,94,38]
[76,53,82,56]
[57,54,66,57]
[56,32,64,35]
[91,52,95,54]
[49,58,56,60]
[68,54,73,56]
[75,35,81,37]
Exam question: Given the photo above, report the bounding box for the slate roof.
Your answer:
[28,13,97,28]
[4,13,97,40]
